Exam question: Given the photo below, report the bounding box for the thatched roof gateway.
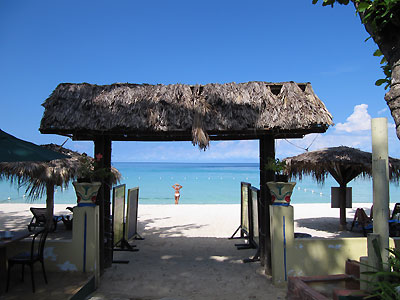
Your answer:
[40,81,333,148]
[39,80,333,270]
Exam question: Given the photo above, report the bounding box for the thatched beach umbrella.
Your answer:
[0,144,121,228]
[283,146,400,229]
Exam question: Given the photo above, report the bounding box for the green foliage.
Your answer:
[362,247,400,299]
[355,0,399,34]
[312,0,350,6]
[312,0,398,89]
[312,0,399,34]
[265,158,287,174]
[77,153,112,182]
[373,48,392,89]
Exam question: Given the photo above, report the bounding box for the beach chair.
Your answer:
[61,207,74,230]
[351,205,400,237]
[391,203,400,220]
[389,203,400,237]
[350,208,373,237]
[28,207,58,232]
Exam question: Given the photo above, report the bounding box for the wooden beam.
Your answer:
[339,184,347,230]
[94,136,113,272]
[40,127,328,142]
[259,136,275,274]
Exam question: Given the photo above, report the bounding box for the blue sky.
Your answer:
[1,0,398,163]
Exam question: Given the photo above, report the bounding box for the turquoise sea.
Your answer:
[1,162,400,205]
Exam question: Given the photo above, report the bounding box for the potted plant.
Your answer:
[76,153,112,183]
[73,153,111,206]
[265,158,296,206]
[265,158,289,182]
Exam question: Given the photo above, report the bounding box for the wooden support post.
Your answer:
[45,183,55,231]
[94,136,113,272]
[339,184,347,230]
[259,136,275,274]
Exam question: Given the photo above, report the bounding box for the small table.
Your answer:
[0,229,33,294]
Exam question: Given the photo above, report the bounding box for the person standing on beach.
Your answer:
[172,183,182,204]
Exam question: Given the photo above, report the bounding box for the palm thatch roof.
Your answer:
[283,146,400,185]
[40,81,333,149]
[0,144,121,200]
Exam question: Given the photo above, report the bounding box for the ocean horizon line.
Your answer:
[1,162,400,205]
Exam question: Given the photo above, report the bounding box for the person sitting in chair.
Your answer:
[351,207,373,236]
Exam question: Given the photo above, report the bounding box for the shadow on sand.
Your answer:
[89,216,287,300]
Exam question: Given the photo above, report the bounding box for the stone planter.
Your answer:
[267,181,296,206]
[72,181,101,207]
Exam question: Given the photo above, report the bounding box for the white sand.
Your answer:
[135,203,379,239]
[0,202,385,299]
[0,202,380,237]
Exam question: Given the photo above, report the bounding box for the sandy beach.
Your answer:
[0,202,384,299]
[0,202,378,236]
[93,203,372,299]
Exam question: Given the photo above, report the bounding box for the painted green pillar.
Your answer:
[270,205,294,286]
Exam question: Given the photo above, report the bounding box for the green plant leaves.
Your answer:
[362,248,400,300]
[374,49,383,56]
[376,78,388,86]
[265,158,287,174]
[357,2,371,13]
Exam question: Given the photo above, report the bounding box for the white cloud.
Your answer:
[278,117,400,159]
[335,104,371,132]
[277,130,373,159]
[378,107,388,115]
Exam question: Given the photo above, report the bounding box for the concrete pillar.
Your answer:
[270,205,294,287]
[359,256,370,291]
[73,206,100,288]
[371,118,390,266]
[367,233,383,270]
[360,233,383,292]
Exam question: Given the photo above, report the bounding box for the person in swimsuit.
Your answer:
[172,183,183,204]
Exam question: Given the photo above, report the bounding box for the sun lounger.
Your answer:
[350,207,373,237]
[351,204,400,237]
[389,203,400,237]
[28,207,61,232]
[391,203,400,220]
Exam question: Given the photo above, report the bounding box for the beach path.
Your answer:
[89,204,287,300]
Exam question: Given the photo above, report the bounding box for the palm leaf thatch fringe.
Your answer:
[40,81,333,149]
[191,85,210,149]
[0,144,121,201]
[283,146,400,185]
